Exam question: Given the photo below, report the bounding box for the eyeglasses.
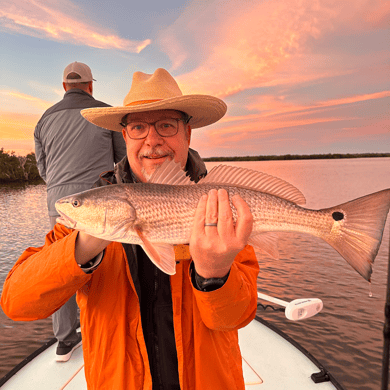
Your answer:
[120,117,191,140]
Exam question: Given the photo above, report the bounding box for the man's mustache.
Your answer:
[139,149,174,159]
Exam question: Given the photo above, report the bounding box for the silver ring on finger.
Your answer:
[204,223,218,227]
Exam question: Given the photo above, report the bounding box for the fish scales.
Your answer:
[70,183,335,243]
[55,160,390,279]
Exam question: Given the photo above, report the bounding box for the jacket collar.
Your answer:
[63,89,92,99]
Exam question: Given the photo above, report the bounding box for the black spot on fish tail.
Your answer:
[332,211,344,221]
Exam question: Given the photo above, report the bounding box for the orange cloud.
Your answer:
[0,0,151,52]
[0,139,35,157]
[0,112,39,155]
[0,112,38,138]
[0,90,53,113]
[0,89,50,155]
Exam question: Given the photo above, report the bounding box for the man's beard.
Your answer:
[139,148,174,181]
[140,168,152,182]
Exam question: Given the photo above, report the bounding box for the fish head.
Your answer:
[55,186,137,239]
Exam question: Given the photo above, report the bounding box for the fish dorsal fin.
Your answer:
[148,159,194,185]
[198,165,306,205]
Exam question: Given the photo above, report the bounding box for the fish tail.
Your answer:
[321,189,390,281]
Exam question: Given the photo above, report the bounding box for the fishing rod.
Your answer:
[381,223,390,390]
[257,292,323,321]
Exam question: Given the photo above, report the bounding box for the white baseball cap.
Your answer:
[63,62,95,83]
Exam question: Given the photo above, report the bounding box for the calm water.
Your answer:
[1,157,390,389]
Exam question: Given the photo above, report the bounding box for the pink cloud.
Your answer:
[0,0,150,52]
[158,0,389,97]
[163,0,333,95]
[364,1,390,27]
[245,91,390,118]
[190,88,389,156]
[320,119,390,144]
[191,114,388,157]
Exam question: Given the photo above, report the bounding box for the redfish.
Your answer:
[55,159,390,280]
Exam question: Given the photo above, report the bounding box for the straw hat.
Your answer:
[81,68,227,132]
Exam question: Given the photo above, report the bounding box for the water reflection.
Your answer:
[0,183,53,377]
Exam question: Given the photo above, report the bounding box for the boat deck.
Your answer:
[0,316,344,389]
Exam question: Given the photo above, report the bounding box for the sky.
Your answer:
[0,0,389,158]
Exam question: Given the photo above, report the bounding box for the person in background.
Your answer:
[3,68,259,389]
[33,61,126,362]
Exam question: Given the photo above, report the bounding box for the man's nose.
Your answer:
[144,125,164,145]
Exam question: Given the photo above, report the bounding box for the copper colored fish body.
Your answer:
[56,160,390,280]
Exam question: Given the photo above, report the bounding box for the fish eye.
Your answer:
[72,199,81,208]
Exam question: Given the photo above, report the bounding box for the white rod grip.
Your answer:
[257,292,288,307]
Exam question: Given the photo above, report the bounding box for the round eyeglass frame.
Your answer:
[120,117,191,140]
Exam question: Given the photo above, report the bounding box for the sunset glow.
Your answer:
[0,1,151,53]
[0,0,388,157]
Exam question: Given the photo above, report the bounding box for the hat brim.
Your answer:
[81,95,227,132]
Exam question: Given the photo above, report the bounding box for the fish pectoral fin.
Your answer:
[141,243,177,275]
[135,227,176,275]
[248,233,279,259]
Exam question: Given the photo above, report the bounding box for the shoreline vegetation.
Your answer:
[0,149,44,184]
[1,149,389,184]
[203,152,390,162]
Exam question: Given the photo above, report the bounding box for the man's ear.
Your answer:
[187,125,192,145]
[122,128,127,143]
[62,82,67,92]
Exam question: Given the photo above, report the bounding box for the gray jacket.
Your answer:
[34,89,126,216]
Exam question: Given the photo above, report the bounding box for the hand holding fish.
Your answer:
[189,189,253,279]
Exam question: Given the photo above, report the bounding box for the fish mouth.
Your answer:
[56,210,77,229]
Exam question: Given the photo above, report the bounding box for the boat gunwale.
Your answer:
[0,337,57,387]
[253,315,347,390]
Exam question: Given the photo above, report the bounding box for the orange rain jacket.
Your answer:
[1,224,259,390]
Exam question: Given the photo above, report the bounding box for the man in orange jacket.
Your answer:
[1,68,259,389]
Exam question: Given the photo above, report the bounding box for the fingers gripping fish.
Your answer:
[55,159,390,281]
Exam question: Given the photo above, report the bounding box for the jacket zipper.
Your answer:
[153,266,164,389]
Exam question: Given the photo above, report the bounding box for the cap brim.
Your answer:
[81,95,227,132]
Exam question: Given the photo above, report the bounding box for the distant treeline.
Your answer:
[0,149,44,183]
[1,149,388,183]
[203,153,390,162]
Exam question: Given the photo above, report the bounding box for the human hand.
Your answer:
[75,231,111,265]
[189,189,253,279]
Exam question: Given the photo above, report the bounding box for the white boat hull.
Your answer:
[0,316,344,389]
